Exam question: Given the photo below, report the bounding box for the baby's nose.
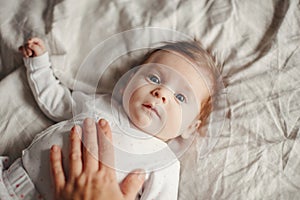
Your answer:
[151,88,169,103]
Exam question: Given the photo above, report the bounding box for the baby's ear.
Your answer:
[181,120,201,139]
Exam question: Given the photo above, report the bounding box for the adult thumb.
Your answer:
[120,169,146,200]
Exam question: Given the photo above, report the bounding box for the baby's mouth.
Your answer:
[142,103,160,118]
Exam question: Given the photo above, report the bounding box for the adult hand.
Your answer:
[50,118,145,200]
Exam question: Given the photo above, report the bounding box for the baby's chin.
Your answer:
[132,119,176,141]
[131,117,165,136]
[132,118,151,130]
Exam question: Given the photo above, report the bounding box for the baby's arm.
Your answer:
[19,38,73,122]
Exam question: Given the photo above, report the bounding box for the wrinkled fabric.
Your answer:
[0,0,299,199]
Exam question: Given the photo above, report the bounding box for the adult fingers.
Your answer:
[120,169,145,200]
[68,125,83,183]
[50,145,66,198]
[97,119,115,173]
[82,118,99,174]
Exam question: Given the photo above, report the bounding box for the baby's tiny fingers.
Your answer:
[18,46,25,54]
[27,43,45,57]
[19,46,29,58]
[29,37,45,47]
[25,47,33,57]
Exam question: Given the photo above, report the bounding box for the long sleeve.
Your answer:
[140,160,180,200]
[23,52,74,122]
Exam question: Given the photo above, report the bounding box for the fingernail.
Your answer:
[134,169,145,180]
[72,125,79,133]
[86,118,93,125]
[51,145,58,152]
[138,173,145,181]
[100,119,106,127]
[76,125,81,133]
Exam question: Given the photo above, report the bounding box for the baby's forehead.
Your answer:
[143,50,210,78]
[143,49,191,64]
[146,49,209,76]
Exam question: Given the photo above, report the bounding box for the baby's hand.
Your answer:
[19,37,46,58]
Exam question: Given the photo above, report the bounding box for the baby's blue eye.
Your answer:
[148,74,160,84]
[175,93,186,103]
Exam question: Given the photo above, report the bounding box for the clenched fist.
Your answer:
[19,37,46,58]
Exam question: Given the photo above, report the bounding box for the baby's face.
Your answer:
[122,50,209,141]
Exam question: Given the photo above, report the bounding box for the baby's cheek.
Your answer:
[166,105,182,129]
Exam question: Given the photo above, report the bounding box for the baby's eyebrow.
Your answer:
[180,85,194,97]
[170,79,192,93]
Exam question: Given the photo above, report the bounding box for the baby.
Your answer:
[1,38,216,200]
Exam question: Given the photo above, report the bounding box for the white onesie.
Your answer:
[0,52,180,200]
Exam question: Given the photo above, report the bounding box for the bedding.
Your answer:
[0,0,299,199]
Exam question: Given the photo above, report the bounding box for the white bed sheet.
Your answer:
[0,0,299,199]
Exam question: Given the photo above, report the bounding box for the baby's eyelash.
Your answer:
[175,93,188,103]
[147,74,161,84]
